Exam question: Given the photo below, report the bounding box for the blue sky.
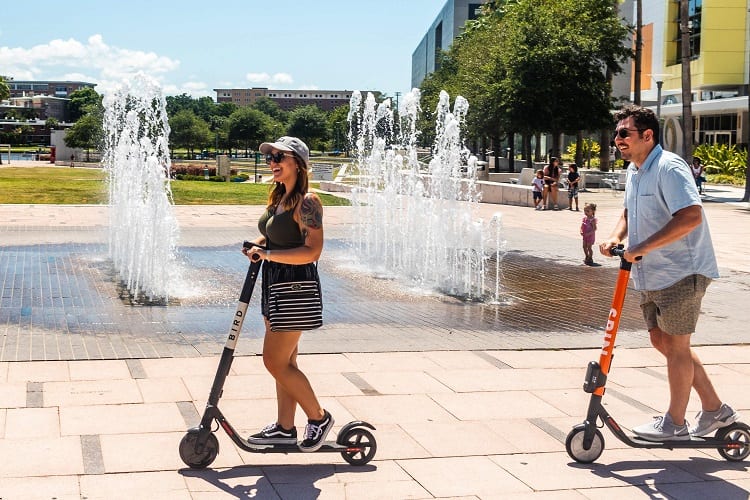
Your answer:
[0,0,442,99]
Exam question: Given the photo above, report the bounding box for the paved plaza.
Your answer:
[1,175,749,499]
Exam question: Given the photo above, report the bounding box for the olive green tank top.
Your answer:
[258,206,305,250]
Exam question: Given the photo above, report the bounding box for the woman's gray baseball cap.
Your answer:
[259,136,309,168]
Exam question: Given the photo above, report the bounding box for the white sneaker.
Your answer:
[690,403,739,437]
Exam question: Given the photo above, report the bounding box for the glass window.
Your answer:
[675,0,701,62]
[434,22,443,71]
[468,3,483,20]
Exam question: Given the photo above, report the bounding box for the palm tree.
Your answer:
[680,0,693,161]
[633,0,642,105]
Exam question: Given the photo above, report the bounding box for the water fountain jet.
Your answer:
[102,73,180,304]
[348,89,505,302]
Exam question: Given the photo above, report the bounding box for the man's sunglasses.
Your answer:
[265,151,295,164]
[613,128,646,139]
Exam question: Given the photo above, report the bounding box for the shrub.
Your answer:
[566,139,601,162]
[708,173,744,186]
[693,144,747,180]
[171,165,217,176]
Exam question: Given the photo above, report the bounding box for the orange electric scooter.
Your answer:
[566,246,750,464]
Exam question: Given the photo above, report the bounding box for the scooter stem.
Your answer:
[594,248,632,396]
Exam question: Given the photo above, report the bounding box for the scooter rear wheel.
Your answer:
[716,423,750,462]
[179,431,219,469]
[339,427,377,466]
[566,425,604,464]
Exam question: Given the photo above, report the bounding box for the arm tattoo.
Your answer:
[300,195,323,230]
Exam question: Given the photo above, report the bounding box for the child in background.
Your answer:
[580,202,597,265]
[567,163,580,211]
[532,169,545,210]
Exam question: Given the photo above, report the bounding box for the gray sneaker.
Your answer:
[689,403,739,437]
[632,413,690,441]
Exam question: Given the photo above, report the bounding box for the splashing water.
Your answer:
[348,89,504,301]
[102,74,179,303]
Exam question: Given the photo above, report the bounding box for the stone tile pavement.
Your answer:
[2,347,750,498]
[0,181,749,498]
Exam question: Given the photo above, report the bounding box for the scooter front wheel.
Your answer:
[566,425,604,464]
[717,423,750,462]
[179,431,219,469]
[339,427,377,466]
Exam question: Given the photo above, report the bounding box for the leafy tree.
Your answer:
[252,97,287,123]
[215,101,238,117]
[418,0,631,165]
[45,117,60,129]
[67,87,103,122]
[193,96,218,122]
[5,124,34,145]
[0,76,9,102]
[12,108,39,120]
[226,107,272,155]
[327,105,350,152]
[208,115,229,153]
[64,112,103,161]
[497,0,630,153]
[169,109,212,159]
[286,105,329,151]
[165,93,195,118]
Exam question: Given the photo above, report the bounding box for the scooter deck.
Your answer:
[617,421,749,449]
[628,435,724,447]
[238,440,348,454]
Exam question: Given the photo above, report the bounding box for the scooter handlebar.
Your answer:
[242,241,266,262]
[610,245,626,257]
[609,245,642,261]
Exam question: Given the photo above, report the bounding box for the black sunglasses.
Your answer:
[265,151,295,164]
[614,128,646,139]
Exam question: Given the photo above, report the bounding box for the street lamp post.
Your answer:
[656,79,664,145]
[656,80,664,121]
[650,73,670,146]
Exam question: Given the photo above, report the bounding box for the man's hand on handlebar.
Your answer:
[599,239,619,257]
[599,240,643,263]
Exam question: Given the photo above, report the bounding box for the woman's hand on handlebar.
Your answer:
[241,241,267,262]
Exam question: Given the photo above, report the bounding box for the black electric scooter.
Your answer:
[566,246,750,464]
[179,241,377,469]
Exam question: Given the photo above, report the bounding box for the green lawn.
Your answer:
[0,167,350,206]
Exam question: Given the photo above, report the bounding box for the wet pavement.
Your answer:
[1,184,749,362]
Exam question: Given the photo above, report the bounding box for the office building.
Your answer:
[213,87,375,112]
[5,79,96,98]
[411,0,490,89]
[630,0,749,150]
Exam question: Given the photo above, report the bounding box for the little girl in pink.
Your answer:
[580,203,597,265]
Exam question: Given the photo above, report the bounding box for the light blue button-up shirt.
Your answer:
[624,145,719,291]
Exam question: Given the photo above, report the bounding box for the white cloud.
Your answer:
[0,34,181,95]
[245,72,294,86]
[162,81,214,99]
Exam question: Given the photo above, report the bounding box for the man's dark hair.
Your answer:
[614,104,660,142]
